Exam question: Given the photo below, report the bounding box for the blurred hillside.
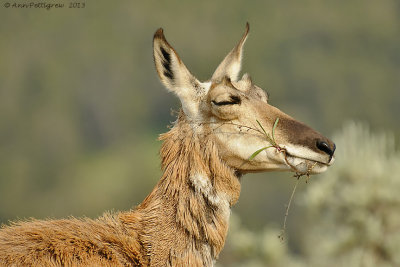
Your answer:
[0,0,399,263]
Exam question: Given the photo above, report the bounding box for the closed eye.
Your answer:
[212,95,241,106]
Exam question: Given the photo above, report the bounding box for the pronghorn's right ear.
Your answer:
[211,23,249,82]
[153,28,201,98]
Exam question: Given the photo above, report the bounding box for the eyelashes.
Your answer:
[212,95,241,106]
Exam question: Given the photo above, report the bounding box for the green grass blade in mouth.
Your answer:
[256,119,268,137]
[248,146,274,161]
[256,118,280,147]
[272,118,279,145]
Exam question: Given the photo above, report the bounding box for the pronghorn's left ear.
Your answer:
[153,28,203,100]
[211,23,249,82]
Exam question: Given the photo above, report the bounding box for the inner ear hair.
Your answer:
[222,76,233,86]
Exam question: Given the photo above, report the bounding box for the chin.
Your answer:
[285,156,334,175]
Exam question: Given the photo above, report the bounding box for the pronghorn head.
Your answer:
[153,23,335,176]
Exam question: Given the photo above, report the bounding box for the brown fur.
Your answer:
[0,112,240,266]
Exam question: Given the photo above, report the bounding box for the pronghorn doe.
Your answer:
[0,24,335,266]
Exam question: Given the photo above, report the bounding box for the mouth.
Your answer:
[283,149,334,175]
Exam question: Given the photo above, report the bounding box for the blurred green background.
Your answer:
[1,0,399,265]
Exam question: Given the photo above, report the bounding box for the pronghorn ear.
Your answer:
[153,28,202,99]
[211,23,249,82]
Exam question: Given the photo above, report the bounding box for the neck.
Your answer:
[123,114,241,266]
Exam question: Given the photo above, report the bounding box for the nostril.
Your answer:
[316,140,334,157]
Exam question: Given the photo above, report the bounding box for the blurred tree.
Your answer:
[219,122,400,267]
[300,122,400,267]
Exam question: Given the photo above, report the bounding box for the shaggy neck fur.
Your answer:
[0,111,241,267]
[121,112,241,266]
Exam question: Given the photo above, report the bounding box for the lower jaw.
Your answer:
[236,156,329,174]
[285,157,328,175]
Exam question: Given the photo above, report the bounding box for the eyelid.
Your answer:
[212,95,241,106]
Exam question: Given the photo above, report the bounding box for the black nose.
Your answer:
[316,140,336,157]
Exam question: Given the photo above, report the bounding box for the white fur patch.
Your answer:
[201,81,212,95]
[189,173,230,221]
[190,173,211,194]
